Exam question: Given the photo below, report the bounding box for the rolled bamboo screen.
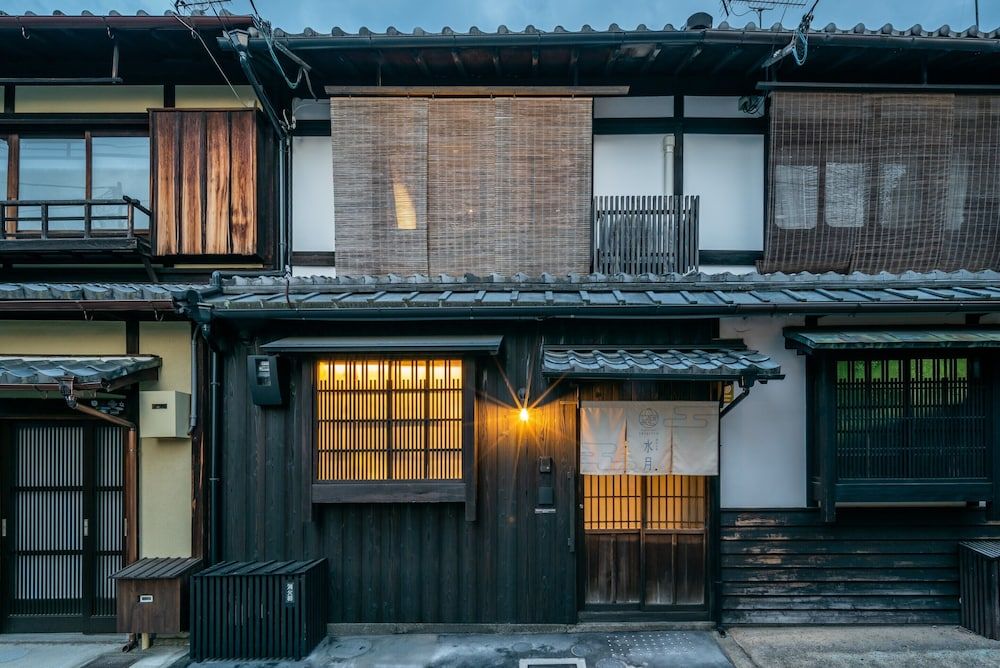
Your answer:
[332,97,593,276]
[761,92,1000,274]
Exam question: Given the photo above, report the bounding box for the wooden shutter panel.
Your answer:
[151,108,258,256]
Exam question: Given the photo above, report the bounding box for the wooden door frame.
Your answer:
[576,473,713,620]
[0,413,128,633]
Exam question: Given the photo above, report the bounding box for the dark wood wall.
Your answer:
[721,508,1000,625]
[217,319,715,624]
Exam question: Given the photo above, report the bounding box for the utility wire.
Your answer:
[170,1,248,106]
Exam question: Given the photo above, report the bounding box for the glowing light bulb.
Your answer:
[519,407,530,423]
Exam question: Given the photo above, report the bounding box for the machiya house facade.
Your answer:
[0,13,285,633]
[3,10,1000,634]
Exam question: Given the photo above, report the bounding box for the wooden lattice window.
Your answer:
[314,358,464,482]
[833,355,990,480]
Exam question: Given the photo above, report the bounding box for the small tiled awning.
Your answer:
[541,346,783,383]
[261,335,503,354]
[0,355,161,390]
[785,328,1000,353]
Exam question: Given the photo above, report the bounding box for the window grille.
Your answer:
[834,355,990,480]
[315,359,463,482]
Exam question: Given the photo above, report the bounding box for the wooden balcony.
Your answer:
[0,197,152,259]
[592,195,699,275]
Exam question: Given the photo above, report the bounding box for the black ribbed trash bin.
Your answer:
[959,541,1000,640]
[190,560,327,661]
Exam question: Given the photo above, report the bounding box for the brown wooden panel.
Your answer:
[229,110,257,255]
[205,112,232,255]
[150,109,258,257]
[179,112,205,255]
[152,112,178,254]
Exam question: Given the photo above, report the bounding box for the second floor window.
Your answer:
[3,133,150,232]
[315,358,464,482]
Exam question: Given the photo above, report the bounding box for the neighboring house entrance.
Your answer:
[1,421,124,632]
[582,474,708,614]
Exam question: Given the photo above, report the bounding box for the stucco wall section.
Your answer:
[138,321,193,558]
[0,321,125,354]
[719,316,807,508]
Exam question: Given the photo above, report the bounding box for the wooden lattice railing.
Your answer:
[592,194,699,275]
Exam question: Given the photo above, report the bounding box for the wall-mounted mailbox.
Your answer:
[248,355,286,406]
[139,391,191,438]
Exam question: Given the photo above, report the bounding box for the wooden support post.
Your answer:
[140,633,151,650]
[817,357,837,523]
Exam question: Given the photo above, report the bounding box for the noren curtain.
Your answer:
[760,92,1000,274]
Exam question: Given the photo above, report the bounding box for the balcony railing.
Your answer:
[592,195,699,275]
[0,197,152,255]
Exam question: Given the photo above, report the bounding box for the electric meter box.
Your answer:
[248,355,286,406]
[139,390,191,438]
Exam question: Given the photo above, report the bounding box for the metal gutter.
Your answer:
[234,29,1000,53]
[192,299,1000,321]
[0,300,177,313]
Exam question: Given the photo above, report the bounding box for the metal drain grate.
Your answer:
[519,659,586,668]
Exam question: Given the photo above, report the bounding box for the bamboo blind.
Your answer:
[761,92,1000,273]
[315,359,463,481]
[331,97,593,276]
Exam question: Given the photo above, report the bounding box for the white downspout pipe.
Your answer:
[663,135,675,197]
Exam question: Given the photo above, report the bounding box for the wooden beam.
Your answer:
[709,46,744,76]
[451,49,468,78]
[638,45,663,74]
[325,85,630,97]
[674,45,704,76]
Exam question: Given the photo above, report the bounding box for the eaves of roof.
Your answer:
[176,270,1000,322]
[0,283,207,312]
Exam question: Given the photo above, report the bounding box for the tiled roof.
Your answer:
[0,283,204,301]
[180,270,1000,319]
[542,346,782,382]
[785,328,1000,351]
[274,21,1000,40]
[0,355,160,388]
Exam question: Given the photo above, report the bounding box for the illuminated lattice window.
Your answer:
[315,359,464,482]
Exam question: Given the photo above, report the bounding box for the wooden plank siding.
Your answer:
[721,508,1000,625]
[150,109,263,257]
[216,319,715,624]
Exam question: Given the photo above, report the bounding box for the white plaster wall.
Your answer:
[594,96,673,118]
[720,316,807,508]
[291,136,335,253]
[292,98,332,121]
[685,95,764,118]
[684,134,764,252]
[593,134,672,197]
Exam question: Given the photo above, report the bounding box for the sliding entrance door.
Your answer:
[0,422,124,632]
[582,474,707,614]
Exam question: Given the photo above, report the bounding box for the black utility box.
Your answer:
[959,541,1000,639]
[190,560,327,661]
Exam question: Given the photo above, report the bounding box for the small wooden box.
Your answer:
[112,558,202,634]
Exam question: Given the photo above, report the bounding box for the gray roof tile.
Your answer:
[0,355,161,388]
[542,346,782,381]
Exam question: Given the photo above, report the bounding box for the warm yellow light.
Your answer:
[519,407,530,422]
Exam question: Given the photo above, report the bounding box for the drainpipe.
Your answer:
[662,135,675,197]
[57,378,141,647]
[207,328,222,565]
[231,35,292,272]
[188,329,198,434]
